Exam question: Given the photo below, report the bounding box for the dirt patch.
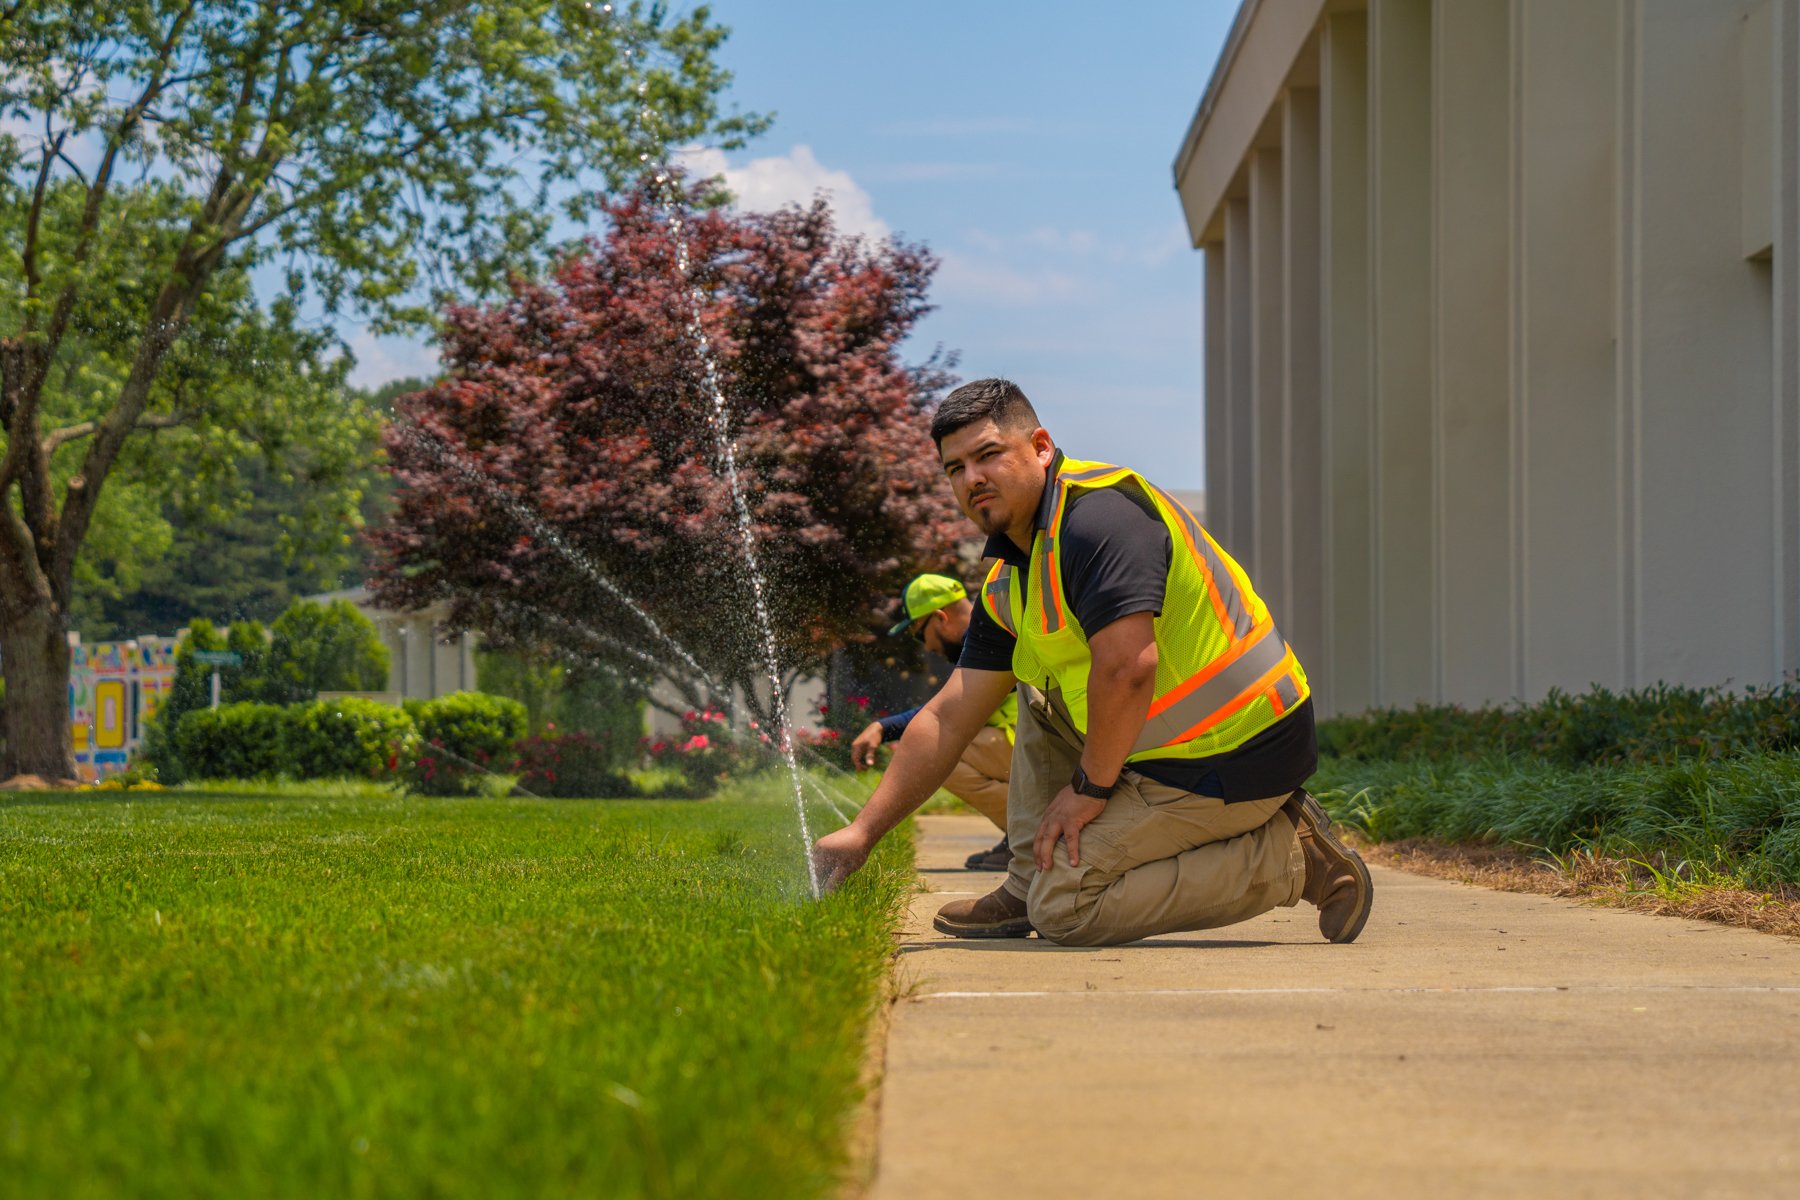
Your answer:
[1358,835,1800,940]
[0,774,82,791]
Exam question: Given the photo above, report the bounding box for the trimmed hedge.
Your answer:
[1317,682,1800,768]
[174,704,292,781]
[288,698,417,779]
[406,691,528,796]
[174,698,417,782]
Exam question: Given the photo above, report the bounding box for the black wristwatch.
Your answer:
[1070,764,1117,801]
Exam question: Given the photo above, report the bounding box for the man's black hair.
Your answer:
[929,378,1040,446]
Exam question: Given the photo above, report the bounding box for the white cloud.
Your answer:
[344,329,440,390]
[677,144,890,243]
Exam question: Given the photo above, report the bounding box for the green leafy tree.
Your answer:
[259,599,388,702]
[0,1,764,779]
[477,643,646,747]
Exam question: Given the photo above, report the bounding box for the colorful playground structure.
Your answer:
[69,635,180,782]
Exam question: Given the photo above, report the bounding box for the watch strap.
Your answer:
[1070,765,1116,800]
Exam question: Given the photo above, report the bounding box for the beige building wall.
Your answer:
[1176,0,1800,715]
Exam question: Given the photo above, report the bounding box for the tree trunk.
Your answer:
[0,597,77,783]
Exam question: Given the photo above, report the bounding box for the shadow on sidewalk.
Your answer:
[896,936,1293,954]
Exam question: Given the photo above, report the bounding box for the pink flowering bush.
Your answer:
[804,693,887,771]
[510,730,637,798]
[645,708,769,793]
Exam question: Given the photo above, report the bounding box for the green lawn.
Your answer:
[0,775,909,1199]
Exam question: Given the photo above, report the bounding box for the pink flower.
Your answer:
[682,734,711,752]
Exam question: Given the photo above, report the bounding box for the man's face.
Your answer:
[918,600,972,659]
[938,418,1055,541]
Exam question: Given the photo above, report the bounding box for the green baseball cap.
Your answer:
[887,574,968,636]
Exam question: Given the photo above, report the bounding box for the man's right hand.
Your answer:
[850,721,884,770]
[812,824,872,893]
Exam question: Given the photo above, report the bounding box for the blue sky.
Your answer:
[351,2,1236,489]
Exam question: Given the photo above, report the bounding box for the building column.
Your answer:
[1282,87,1325,682]
[1774,0,1800,677]
[1250,146,1287,601]
[1203,239,1228,534]
[1513,0,1623,698]
[1223,197,1255,562]
[1432,0,1514,706]
[1320,10,1373,716]
[1631,0,1777,689]
[1369,0,1436,706]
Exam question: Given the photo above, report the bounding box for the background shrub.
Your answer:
[645,709,769,794]
[1317,682,1800,768]
[288,697,415,780]
[405,691,528,796]
[173,703,294,780]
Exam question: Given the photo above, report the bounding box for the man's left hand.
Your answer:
[1034,785,1107,871]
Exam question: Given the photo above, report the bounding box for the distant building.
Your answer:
[1176,0,1799,715]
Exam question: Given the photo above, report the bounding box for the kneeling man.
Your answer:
[851,573,1016,872]
[812,379,1373,946]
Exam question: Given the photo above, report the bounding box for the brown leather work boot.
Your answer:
[1283,789,1374,943]
[932,883,1034,938]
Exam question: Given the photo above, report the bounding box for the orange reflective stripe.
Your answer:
[1132,624,1289,754]
[1158,648,1297,749]
[1035,464,1141,636]
[1037,480,1073,634]
[1149,484,1255,641]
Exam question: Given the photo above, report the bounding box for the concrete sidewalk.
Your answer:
[870,815,1800,1199]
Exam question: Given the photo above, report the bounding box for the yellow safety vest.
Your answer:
[978,457,1307,764]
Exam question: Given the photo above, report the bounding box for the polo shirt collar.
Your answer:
[980,449,1065,566]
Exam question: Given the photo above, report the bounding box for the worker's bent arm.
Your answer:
[1078,612,1158,786]
[811,666,1015,889]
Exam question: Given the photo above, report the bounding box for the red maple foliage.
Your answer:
[369,178,966,718]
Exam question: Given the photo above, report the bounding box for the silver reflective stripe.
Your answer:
[985,572,1017,636]
[1059,463,1122,484]
[1274,675,1300,711]
[1130,627,1290,754]
[1035,531,1065,633]
[1152,485,1255,640]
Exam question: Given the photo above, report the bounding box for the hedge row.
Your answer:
[162,691,723,799]
[1317,682,1800,768]
[170,692,525,794]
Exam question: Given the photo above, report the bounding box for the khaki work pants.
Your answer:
[942,725,1011,833]
[1003,688,1306,947]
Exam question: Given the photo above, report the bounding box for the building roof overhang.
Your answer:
[1172,0,1338,246]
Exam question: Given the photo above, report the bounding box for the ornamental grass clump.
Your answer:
[1315,750,1800,889]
